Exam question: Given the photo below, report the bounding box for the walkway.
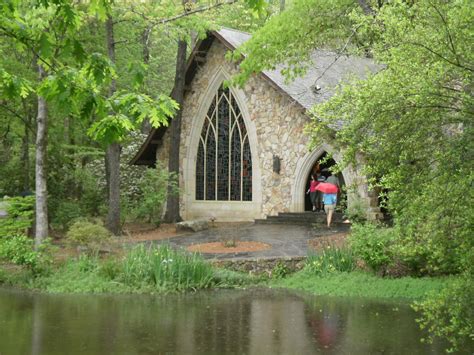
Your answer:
[145,221,350,261]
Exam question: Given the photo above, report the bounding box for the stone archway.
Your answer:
[290,143,380,219]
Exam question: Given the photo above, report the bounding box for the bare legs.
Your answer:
[326,208,334,228]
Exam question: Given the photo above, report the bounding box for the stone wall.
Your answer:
[212,257,306,276]
[157,40,381,221]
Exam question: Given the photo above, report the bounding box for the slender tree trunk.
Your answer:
[106,143,121,234]
[280,0,285,12]
[164,39,187,223]
[105,15,121,235]
[35,64,48,247]
[22,116,30,192]
[140,25,152,134]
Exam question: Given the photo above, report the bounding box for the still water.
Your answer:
[0,287,465,355]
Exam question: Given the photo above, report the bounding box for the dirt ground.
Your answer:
[122,223,179,242]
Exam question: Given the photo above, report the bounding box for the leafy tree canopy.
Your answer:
[0,0,178,145]
[232,1,473,349]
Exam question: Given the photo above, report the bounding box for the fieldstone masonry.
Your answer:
[157,40,381,221]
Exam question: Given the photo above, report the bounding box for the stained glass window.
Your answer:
[195,84,252,201]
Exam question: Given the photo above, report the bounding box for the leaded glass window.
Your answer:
[195,85,252,201]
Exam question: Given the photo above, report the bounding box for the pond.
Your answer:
[0,287,463,354]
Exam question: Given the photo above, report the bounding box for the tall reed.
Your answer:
[306,246,356,275]
[121,244,214,290]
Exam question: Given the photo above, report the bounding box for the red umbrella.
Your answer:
[315,182,339,194]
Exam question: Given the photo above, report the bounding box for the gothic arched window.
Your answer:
[196,85,252,201]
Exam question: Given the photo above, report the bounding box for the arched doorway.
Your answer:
[303,152,346,212]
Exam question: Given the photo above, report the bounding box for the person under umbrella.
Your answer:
[316,178,339,228]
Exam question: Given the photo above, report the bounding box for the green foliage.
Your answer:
[230,0,357,85]
[344,196,367,223]
[212,268,261,287]
[134,163,178,226]
[121,244,214,291]
[51,200,85,231]
[307,0,473,276]
[65,218,111,253]
[306,246,356,275]
[271,270,457,300]
[0,235,51,274]
[413,265,474,353]
[1,0,176,150]
[349,223,395,273]
[86,92,178,145]
[0,196,35,237]
[272,261,290,279]
[38,255,128,294]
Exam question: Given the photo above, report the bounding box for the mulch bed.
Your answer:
[187,241,271,254]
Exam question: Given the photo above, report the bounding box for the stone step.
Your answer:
[254,219,350,228]
[277,212,344,219]
[255,212,347,226]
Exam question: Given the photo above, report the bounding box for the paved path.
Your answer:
[144,222,350,261]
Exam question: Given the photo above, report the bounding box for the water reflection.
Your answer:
[0,287,469,354]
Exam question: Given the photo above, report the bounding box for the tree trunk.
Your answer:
[105,14,121,235]
[280,0,285,12]
[106,143,121,235]
[140,25,152,134]
[22,115,30,192]
[35,64,48,248]
[164,39,187,223]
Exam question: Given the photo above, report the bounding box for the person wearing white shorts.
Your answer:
[322,193,337,228]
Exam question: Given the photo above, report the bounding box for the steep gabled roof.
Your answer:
[131,27,380,165]
[216,27,380,109]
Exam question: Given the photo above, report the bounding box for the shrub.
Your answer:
[0,196,35,237]
[413,266,474,352]
[0,235,51,274]
[306,246,356,275]
[121,244,214,290]
[345,197,367,223]
[134,163,178,226]
[220,236,238,248]
[65,219,111,254]
[99,258,122,280]
[349,223,396,274]
[51,200,85,230]
[272,261,290,279]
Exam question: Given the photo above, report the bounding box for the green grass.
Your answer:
[0,245,259,294]
[269,270,458,300]
[0,244,458,299]
[306,246,356,274]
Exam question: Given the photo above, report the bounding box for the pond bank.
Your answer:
[269,270,457,300]
[0,261,456,301]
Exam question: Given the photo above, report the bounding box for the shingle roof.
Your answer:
[217,27,381,109]
[132,28,381,166]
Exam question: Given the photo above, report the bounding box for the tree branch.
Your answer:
[427,0,460,66]
[131,0,238,29]
[0,102,35,133]
[312,24,362,86]
[406,41,474,73]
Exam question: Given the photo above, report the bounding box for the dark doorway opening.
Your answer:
[304,152,346,212]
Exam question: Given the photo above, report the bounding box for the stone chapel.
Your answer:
[132,27,382,221]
